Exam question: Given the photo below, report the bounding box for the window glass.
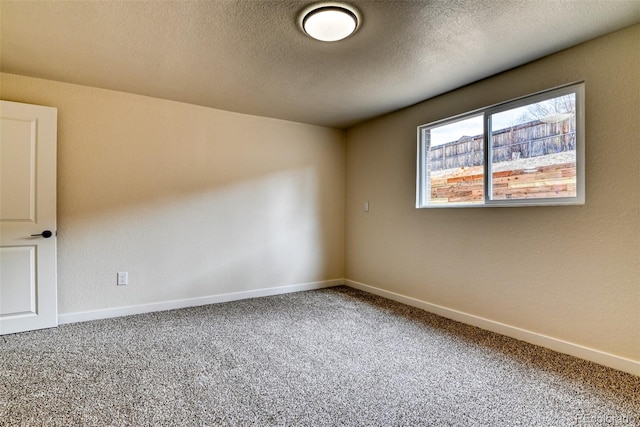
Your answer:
[488,94,576,201]
[416,82,584,208]
[421,115,484,206]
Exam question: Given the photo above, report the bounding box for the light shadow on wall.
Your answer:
[57,167,341,311]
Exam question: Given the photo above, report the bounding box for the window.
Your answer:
[417,83,584,208]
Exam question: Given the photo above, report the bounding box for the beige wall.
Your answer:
[346,25,640,361]
[1,73,346,314]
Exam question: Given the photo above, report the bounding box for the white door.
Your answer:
[0,100,58,335]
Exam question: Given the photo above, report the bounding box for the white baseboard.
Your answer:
[345,279,639,377]
[58,279,344,325]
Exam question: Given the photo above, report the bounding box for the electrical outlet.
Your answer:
[364,201,369,212]
[117,272,128,286]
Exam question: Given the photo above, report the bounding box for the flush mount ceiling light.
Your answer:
[300,3,360,42]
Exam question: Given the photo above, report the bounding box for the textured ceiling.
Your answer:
[1,1,639,129]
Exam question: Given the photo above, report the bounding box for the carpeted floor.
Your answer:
[1,286,638,426]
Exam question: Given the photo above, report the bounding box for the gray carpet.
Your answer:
[1,286,638,426]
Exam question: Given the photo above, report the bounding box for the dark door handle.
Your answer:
[31,230,53,238]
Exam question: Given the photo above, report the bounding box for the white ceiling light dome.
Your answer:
[300,3,360,42]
